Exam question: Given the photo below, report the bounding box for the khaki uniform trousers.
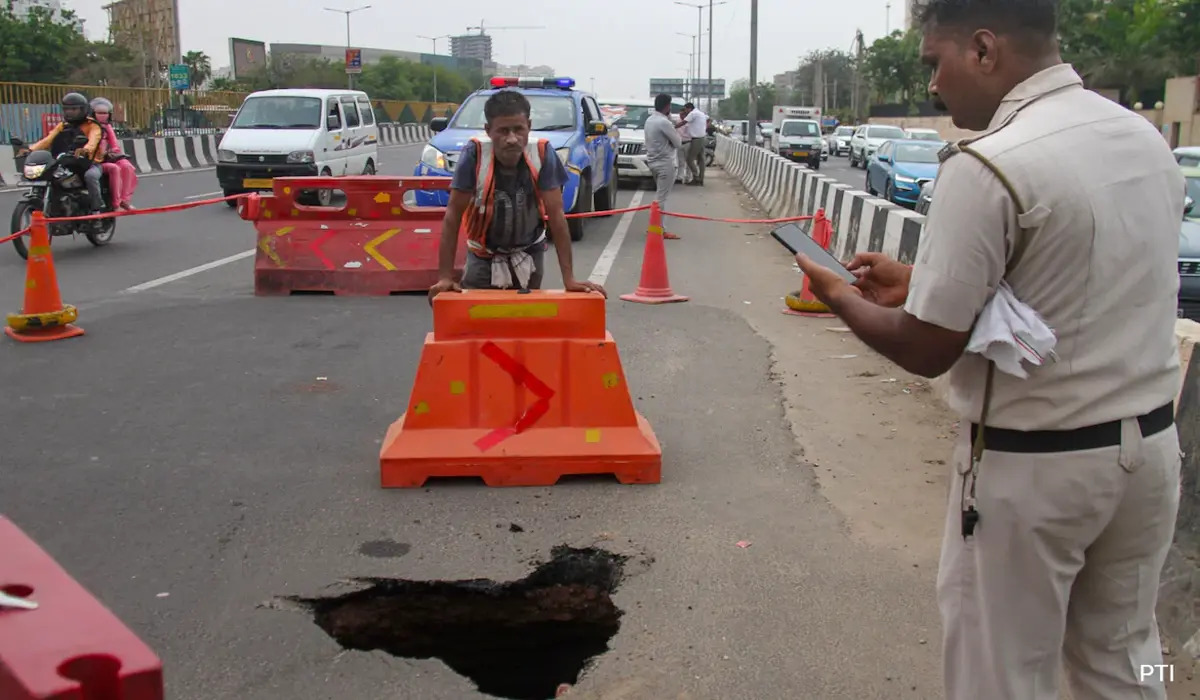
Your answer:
[939,419,1181,700]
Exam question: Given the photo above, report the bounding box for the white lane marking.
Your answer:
[123,249,255,293]
[0,142,424,194]
[588,189,645,286]
[184,190,223,200]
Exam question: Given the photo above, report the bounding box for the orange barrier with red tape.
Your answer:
[238,176,464,296]
[380,290,662,487]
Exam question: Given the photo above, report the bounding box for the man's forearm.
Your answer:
[548,213,576,282]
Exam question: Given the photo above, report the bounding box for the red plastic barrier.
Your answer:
[0,516,164,700]
[238,176,465,296]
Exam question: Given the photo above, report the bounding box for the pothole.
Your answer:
[287,546,627,699]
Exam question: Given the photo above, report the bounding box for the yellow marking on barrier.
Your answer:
[348,208,357,217]
[374,192,391,204]
[414,401,430,415]
[601,372,619,389]
[364,228,401,270]
[263,209,273,219]
[449,380,466,395]
[26,279,36,289]
[648,224,664,236]
[468,303,559,320]
[257,226,293,268]
[391,207,403,215]
[28,246,51,256]
[290,209,298,217]
[585,429,601,443]
[283,186,292,195]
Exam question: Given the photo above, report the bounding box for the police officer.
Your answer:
[796,1,1184,698]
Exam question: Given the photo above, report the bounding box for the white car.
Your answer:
[849,124,908,169]
[1177,147,1200,167]
[827,125,855,156]
[904,127,942,142]
[601,98,684,185]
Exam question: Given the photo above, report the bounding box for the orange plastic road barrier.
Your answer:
[783,208,836,318]
[619,201,689,305]
[4,211,85,343]
[0,516,164,700]
[239,176,466,296]
[380,290,662,487]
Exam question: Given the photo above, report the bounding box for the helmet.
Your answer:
[90,97,114,123]
[61,92,89,125]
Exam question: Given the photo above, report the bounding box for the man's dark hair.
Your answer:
[654,93,673,112]
[915,0,1057,40]
[484,89,531,123]
[683,102,695,110]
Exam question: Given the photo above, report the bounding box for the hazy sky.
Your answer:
[64,0,899,99]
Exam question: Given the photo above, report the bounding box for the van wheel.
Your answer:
[363,160,375,175]
[223,190,240,208]
[569,178,591,242]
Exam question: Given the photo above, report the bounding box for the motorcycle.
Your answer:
[9,135,118,260]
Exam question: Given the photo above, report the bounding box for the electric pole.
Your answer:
[325,5,371,89]
[707,0,726,113]
[748,0,758,144]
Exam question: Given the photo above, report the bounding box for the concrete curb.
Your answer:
[0,123,433,187]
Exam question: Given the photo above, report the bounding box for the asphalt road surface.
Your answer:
[1,145,955,699]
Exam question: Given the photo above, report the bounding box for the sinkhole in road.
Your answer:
[291,546,627,700]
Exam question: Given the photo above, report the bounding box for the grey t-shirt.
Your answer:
[643,111,682,167]
[451,141,569,251]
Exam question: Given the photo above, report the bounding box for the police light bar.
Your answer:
[489,76,577,90]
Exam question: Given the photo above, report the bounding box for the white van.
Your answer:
[600,97,684,185]
[216,88,380,206]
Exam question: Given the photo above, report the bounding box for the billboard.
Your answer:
[649,78,727,100]
[229,37,267,80]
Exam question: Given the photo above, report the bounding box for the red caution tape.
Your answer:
[474,341,555,452]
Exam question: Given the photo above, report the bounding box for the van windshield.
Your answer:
[611,106,654,129]
[452,94,578,131]
[231,96,323,129]
[781,121,819,136]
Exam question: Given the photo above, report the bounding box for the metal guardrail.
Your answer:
[0,81,457,142]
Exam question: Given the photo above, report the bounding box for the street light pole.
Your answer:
[706,0,726,113]
[748,0,758,145]
[325,5,371,89]
[418,34,451,103]
[675,2,704,105]
[676,32,698,100]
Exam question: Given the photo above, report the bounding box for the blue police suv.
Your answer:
[413,76,617,241]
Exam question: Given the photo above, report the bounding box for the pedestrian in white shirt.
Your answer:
[678,102,708,185]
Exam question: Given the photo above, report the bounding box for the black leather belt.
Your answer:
[970,402,1174,454]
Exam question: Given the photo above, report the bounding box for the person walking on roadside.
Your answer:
[428,89,607,300]
[679,102,709,185]
[674,109,692,185]
[795,1,1184,699]
[644,93,682,220]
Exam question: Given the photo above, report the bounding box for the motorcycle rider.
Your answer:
[18,92,105,214]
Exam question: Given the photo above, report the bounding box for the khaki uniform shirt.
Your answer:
[904,64,1185,431]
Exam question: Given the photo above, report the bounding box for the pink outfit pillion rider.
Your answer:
[89,97,137,211]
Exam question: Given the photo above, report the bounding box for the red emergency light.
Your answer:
[489,76,577,90]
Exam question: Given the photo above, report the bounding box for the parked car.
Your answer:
[849,124,907,168]
[865,139,944,206]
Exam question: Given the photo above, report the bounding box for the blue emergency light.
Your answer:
[489,76,577,90]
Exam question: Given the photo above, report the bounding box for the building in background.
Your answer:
[103,0,181,86]
[774,70,799,96]
[450,34,493,63]
[229,38,267,81]
[9,0,84,31]
[649,77,726,103]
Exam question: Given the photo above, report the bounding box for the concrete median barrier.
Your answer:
[0,123,434,187]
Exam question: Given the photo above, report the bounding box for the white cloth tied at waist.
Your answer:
[966,280,1058,379]
[488,231,546,290]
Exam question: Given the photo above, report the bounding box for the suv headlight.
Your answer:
[217,149,237,163]
[421,145,447,171]
[287,150,314,164]
[555,147,570,166]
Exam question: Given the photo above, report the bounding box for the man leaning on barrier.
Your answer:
[428,90,606,301]
[796,0,1184,698]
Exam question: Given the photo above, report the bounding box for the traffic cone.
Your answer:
[5,211,85,343]
[783,208,836,318]
[620,201,689,305]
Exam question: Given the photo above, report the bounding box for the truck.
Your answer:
[770,106,822,151]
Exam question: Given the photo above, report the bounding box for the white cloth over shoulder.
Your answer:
[488,231,546,289]
[965,280,1058,378]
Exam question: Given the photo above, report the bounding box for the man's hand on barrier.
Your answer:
[795,255,862,307]
[565,279,608,298]
[845,252,912,308]
[428,278,463,305]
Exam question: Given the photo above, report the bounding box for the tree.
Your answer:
[183,50,212,89]
[0,2,88,84]
[68,41,145,87]
[861,30,927,106]
[718,79,776,121]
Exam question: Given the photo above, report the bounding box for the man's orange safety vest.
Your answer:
[460,135,552,259]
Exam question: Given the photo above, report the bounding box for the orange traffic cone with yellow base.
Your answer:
[783,208,837,318]
[620,201,689,305]
[5,211,85,343]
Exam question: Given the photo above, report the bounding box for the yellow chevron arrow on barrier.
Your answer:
[258,226,294,268]
[364,228,401,270]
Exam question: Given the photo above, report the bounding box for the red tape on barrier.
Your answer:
[473,341,555,452]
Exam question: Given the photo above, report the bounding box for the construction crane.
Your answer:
[465,20,546,35]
